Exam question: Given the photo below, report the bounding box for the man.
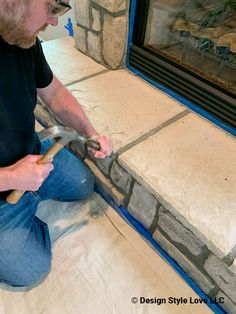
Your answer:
[0,0,113,288]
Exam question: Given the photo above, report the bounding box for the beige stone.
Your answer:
[74,25,87,53]
[92,8,101,32]
[42,37,106,85]
[103,14,128,69]
[87,31,101,62]
[67,70,184,152]
[119,114,236,257]
[74,0,90,27]
[93,0,126,12]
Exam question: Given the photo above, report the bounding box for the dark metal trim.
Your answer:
[129,45,236,129]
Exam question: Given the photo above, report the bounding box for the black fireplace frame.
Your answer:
[127,0,236,134]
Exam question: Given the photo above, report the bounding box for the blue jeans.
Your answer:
[0,140,94,287]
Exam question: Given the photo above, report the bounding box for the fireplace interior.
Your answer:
[128,0,236,133]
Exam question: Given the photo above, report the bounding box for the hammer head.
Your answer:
[38,125,100,156]
[39,126,87,146]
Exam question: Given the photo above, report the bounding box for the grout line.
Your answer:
[116,109,190,155]
[65,69,110,87]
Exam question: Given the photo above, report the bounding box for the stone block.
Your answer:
[88,31,101,62]
[128,182,158,229]
[216,291,236,314]
[223,244,236,267]
[85,159,125,205]
[92,0,126,12]
[158,207,204,256]
[110,161,132,194]
[230,261,236,275]
[92,8,101,32]
[110,186,125,206]
[103,14,127,69]
[204,254,236,303]
[74,26,87,53]
[74,0,90,27]
[153,230,215,295]
[93,156,113,177]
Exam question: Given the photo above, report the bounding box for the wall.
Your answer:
[39,0,76,41]
[73,0,129,69]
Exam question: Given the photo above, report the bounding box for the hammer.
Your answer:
[6,125,100,205]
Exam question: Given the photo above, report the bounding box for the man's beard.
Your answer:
[0,1,47,49]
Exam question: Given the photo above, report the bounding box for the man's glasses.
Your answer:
[51,0,71,17]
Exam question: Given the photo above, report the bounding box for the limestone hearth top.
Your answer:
[41,36,236,265]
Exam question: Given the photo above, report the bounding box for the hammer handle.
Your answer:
[6,142,64,205]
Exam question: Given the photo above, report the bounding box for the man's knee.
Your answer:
[0,249,51,287]
[78,168,95,199]
[62,164,95,201]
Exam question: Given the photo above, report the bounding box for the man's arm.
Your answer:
[0,167,13,191]
[37,75,113,159]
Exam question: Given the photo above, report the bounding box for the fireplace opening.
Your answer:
[128,0,236,132]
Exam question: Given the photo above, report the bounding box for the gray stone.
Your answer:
[93,156,113,177]
[87,31,101,62]
[223,244,236,267]
[85,159,125,205]
[216,291,236,314]
[158,207,204,256]
[103,14,128,69]
[128,182,158,229]
[74,0,90,27]
[230,262,236,276]
[204,254,236,303]
[92,0,126,12]
[74,26,87,53]
[153,230,215,294]
[92,8,101,32]
[110,161,132,194]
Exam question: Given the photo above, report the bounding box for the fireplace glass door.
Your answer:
[129,0,236,131]
[145,0,236,96]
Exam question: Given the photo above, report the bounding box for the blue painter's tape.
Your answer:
[64,18,74,37]
[126,0,236,138]
[126,0,137,65]
[95,183,226,314]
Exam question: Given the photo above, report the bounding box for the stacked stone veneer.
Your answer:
[73,0,129,69]
[35,100,235,314]
[94,156,236,314]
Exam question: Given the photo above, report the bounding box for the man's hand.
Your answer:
[87,134,113,159]
[9,155,54,191]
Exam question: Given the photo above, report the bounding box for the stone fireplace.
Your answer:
[73,0,130,69]
[73,0,236,132]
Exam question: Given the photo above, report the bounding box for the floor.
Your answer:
[0,194,212,314]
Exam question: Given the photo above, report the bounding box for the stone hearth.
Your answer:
[35,37,236,313]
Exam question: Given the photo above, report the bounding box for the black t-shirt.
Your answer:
[0,36,53,167]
